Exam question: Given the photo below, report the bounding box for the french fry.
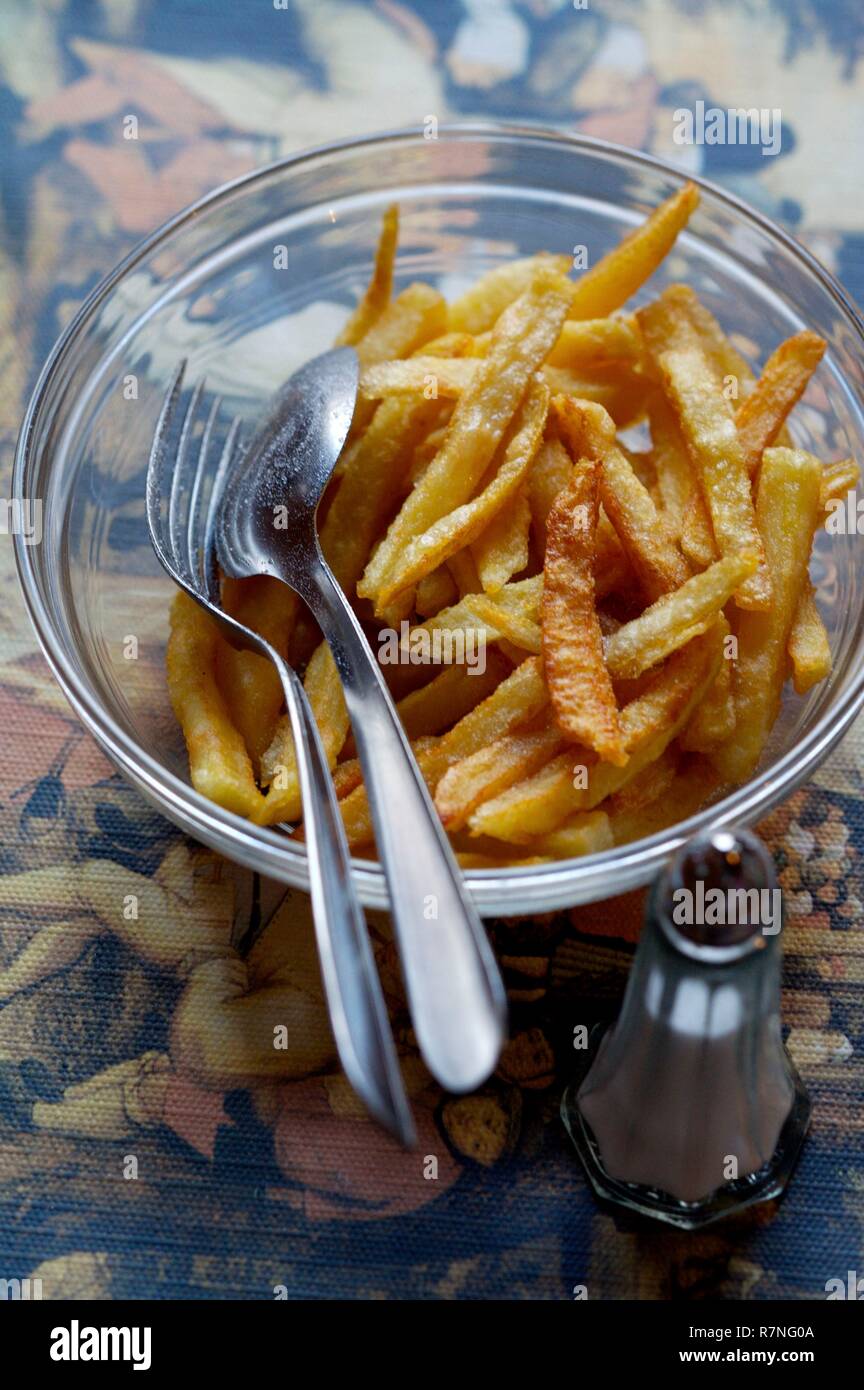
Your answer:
[256,641,349,825]
[736,331,826,474]
[358,269,570,605]
[338,657,549,846]
[415,565,458,618]
[609,755,719,846]
[603,552,756,679]
[215,576,299,767]
[469,629,720,841]
[472,488,531,593]
[547,315,643,369]
[166,592,266,818]
[714,447,823,783]
[372,378,550,605]
[465,592,542,654]
[639,293,770,608]
[346,281,448,441]
[787,580,832,695]
[608,746,679,814]
[359,356,475,400]
[528,433,571,545]
[335,203,398,347]
[395,656,506,739]
[448,253,572,333]
[568,183,700,320]
[435,721,564,831]
[541,458,626,763]
[820,457,860,518]
[679,621,736,751]
[666,284,756,397]
[525,809,614,858]
[647,392,692,540]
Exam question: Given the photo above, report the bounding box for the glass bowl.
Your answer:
[14,123,864,914]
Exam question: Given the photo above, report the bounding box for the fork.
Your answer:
[146,364,415,1146]
[215,347,508,1092]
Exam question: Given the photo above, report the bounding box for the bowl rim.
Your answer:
[14,119,864,913]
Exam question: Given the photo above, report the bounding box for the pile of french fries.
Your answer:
[167,187,857,868]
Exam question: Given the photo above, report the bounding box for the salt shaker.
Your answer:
[562,829,811,1228]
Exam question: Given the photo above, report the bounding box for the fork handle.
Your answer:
[300,559,508,1093]
[267,645,415,1144]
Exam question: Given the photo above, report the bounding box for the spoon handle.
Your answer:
[301,557,508,1094]
[269,646,415,1144]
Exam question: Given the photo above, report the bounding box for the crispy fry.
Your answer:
[639,293,769,608]
[372,378,549,605]
[472,488,531,593]
[358,269,570,605]
[470,629,720,841]
[568,183,700,320]
[335,203,398,347]
[215,576,299,768]
[542,459,626,763]
[435,721,563,831]
[467,592,543,654]
[679,621,736,751]
[448,253,572,333]
[714,447,823,782]
[256,641,349,825]
[338,657,548,847]
[394,657,506,739]
[788,579,832,695]
[525,809,614,858]
[415,565,458,618]
[547,315,643,369]
[166,592,266,818]
[604,552,756,679]
[609,755,719,845]
[736,331,826,474]
[647,392,692,540]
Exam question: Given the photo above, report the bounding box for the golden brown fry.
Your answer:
[547,315,643,369]
[448,253,572,333]
[338,657,549,847]
[434,721,563,831]
[714,447,823,783]
[465,592,542,654]
[788,579,832,695]
[568,183,700,320]
[166,592,266,818]
[394,657,506,739]
[679,621,736,751]
[639,293,769,608]
[256,641,349,825]
[468,631,720,841]
[471,488,531,593]
[647,392,692,540]
[603,552,756,679]
[609,755,718,846]
[215,576,299,768]
[373,378,549,605]
[415,565,458,618]
[335,203,398,347]
[541,459,626,764]
[358,268,570,605]
[736,331,826,474]
[524,810,614,858]
[820,457,860,519]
